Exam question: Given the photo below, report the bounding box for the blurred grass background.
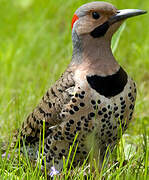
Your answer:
[0,0,149,178]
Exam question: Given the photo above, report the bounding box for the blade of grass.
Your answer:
[112,22,126,53]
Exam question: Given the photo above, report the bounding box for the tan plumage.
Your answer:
[11,1,146,174]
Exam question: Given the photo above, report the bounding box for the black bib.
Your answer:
[86,67,128,98]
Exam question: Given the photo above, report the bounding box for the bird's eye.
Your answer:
[92,12,100,19]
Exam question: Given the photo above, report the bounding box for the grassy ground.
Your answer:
[0,0,149,179]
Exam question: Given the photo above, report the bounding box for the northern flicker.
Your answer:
[12,1,146,174]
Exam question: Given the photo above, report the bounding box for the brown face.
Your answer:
[72,2,146,39]
[75,7,117,36]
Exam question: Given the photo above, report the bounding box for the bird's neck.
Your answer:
[71,33,120,76]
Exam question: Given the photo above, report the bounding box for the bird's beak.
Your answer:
[109,9,147,24]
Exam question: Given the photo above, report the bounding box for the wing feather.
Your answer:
[12,69,75,146]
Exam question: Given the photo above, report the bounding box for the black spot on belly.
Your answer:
[86,67,128,98]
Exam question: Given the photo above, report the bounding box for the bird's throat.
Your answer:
[82,36,120,75]
[71,31,119,76]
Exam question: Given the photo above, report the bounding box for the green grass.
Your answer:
[0,0,149,179]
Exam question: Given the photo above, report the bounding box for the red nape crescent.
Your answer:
[71,14,79,30]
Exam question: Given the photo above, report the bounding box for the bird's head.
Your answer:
[71,2,146,51]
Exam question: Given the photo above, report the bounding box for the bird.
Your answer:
[11,1,146,174]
